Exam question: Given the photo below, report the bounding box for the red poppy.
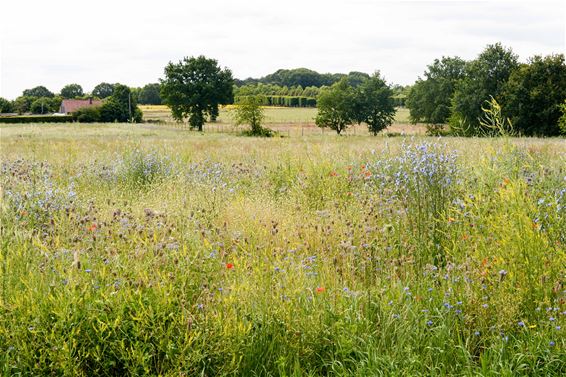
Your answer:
[226,263,234,269]
[88,223,97,232]
[329,171,338,177]
[316,287,325,293]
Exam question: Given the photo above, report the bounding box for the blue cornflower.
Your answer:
[549,341,555,347]
[426,320,433,326]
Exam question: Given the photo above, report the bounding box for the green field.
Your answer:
[1,124,565,375]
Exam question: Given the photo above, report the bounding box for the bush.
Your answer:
[100,100,128,122]
[73,106,102,123]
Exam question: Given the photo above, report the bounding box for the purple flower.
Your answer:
[426,320,433,326]
[518,321,525,327]
[549,341,555,347]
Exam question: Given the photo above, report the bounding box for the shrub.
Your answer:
[73,106,102,123]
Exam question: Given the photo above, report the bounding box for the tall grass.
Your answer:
[0,125,564,375]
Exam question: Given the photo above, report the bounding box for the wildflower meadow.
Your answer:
[0,124,565,375]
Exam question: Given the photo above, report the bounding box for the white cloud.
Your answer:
[0,0,564,99]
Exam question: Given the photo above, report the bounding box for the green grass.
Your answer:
[1,123,565,376]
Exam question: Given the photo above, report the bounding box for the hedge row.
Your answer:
[235,95,316,107]
[0,115,74,124]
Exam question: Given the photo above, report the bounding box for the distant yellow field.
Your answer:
[140,105,413,126]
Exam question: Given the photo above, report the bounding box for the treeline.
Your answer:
[235,95,317,107]
[407,43,566,136]
[0,82,163,115]
[0,83,144,122]
[233,71,377,108]
[233,84,319,107]
[235,68,371,88]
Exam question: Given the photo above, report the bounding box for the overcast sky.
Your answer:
[0,0,564,99]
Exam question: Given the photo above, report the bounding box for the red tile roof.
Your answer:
[60,99,103,114]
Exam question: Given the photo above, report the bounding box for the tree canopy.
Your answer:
[138,83,162,105]
[355,73,396,135]
[92,82,115,99]
[101,84,142,122]
[315,79,356,134]
[451,43,519,134]
[0,97,13,113]
[160,56,234,131]
[60,84,84,99]
[502,54,566,136]
[407,57,466,125]
[23,86,54,98]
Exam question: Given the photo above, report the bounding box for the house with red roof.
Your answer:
[59,98,102,114]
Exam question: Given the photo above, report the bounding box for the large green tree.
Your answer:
[451,43,519,135]
[160,56,234,131]
[315,78,355,135]
[60,84,84,99]
[354,72,396,135]
[407,56,466,125]
[92,82,115,99]
[502,54,566,136]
